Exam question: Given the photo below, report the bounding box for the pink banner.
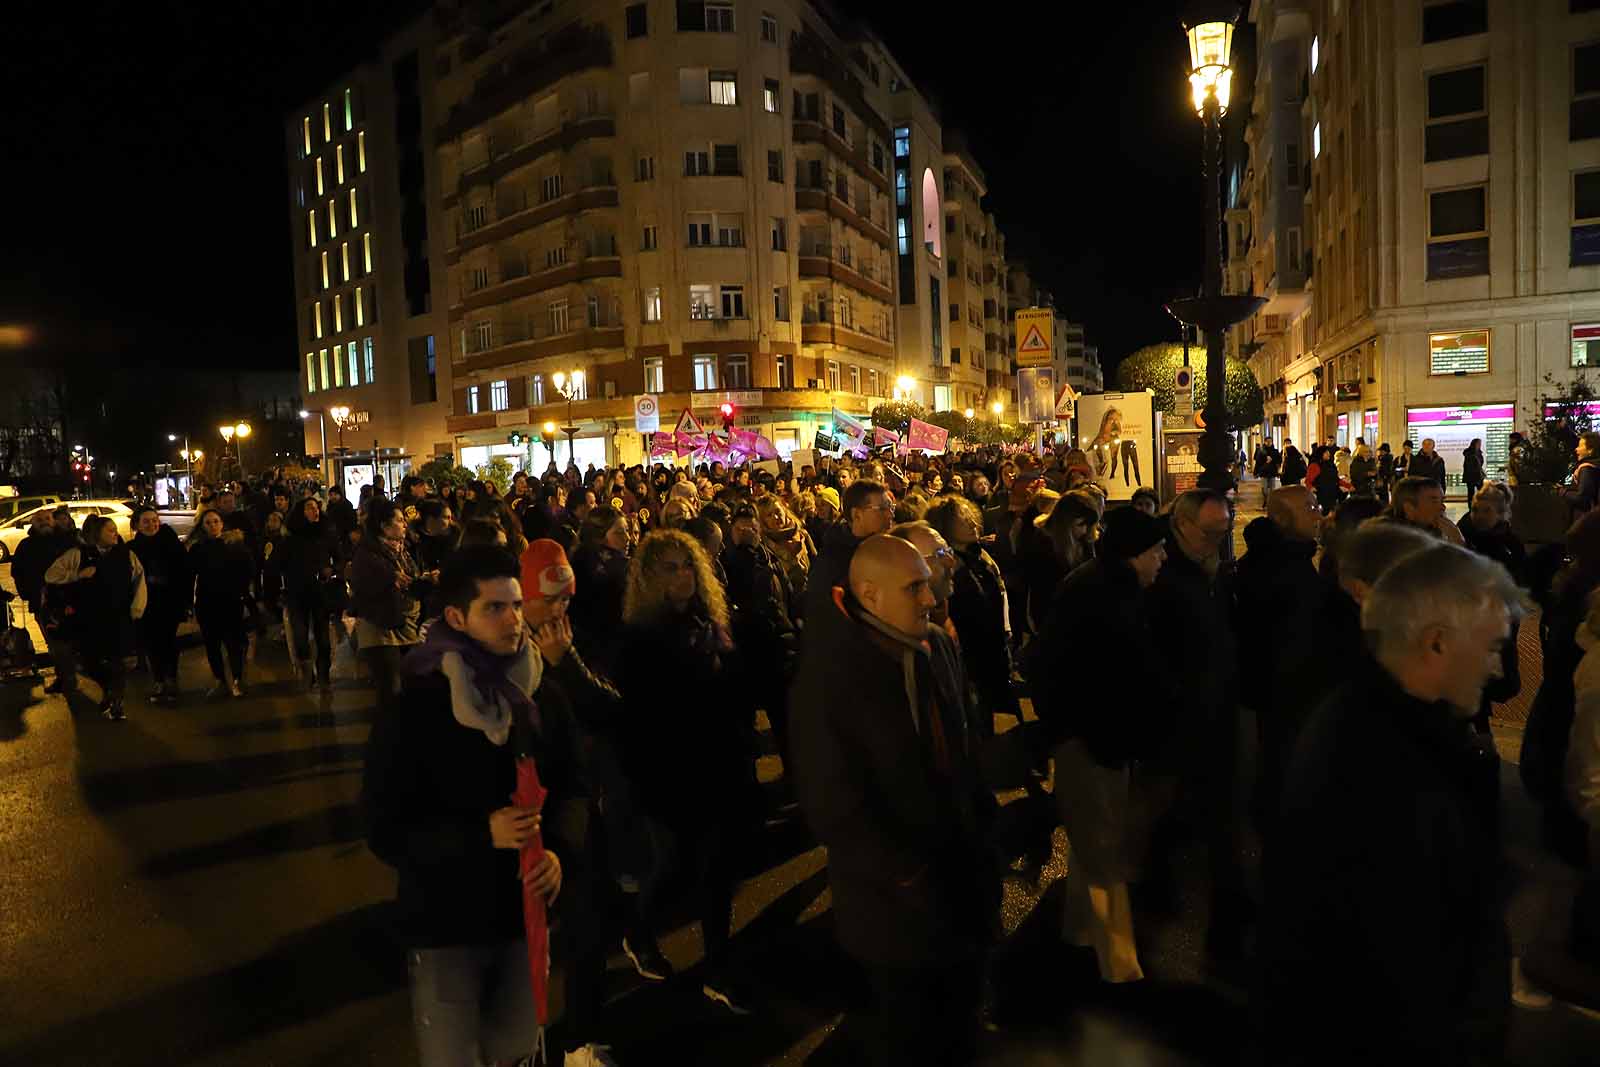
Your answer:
[674,431,706,458]
[907,418,950,453]
[730,428,780,460]
[873,425,900,447]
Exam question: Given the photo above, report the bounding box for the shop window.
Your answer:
[1428,329,1490,375]
[1573,323,1600,368]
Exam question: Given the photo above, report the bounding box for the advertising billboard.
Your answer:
[1076,391,1156,502]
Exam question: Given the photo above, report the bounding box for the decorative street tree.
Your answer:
[1115,342,1264,432]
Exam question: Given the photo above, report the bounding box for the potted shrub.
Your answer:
[1510,374,1595,545]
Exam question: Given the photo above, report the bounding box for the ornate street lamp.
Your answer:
[1166,2,1264,493]
[300,409,329,483]
[550,370,583,466]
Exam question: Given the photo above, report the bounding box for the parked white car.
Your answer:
[0,500,135,563]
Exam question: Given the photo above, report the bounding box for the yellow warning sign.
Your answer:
[1014,308,1053,368]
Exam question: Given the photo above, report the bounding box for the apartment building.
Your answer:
[1238,0,1600,489]
[286,16,454,494]
[1058,322,1104,394]
[985,218,1014,406]
[430,0,953,469]
[936,132,1000,414]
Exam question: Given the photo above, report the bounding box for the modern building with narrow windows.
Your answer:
[1236,0,1600,490]
[286,15,453,494]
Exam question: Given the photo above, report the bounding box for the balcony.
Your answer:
[797,246,893,303]
[446,112,616,206]
[452,252,622,315]
[458,309,625,375]
[789,32,891,141]
[791,118,891,195]
[436,22,613,142]
[792,181,891,248]
[448,182,619,262]
[800,306,895,360]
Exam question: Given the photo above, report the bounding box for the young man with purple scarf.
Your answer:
[363,544,593,1067]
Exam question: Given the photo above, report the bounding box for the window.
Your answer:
[761,12,778,42]
[640,224,659,252]
[688,215,712,246]
[1428,329,1490,375]
[895,169,908,206]
[894,125,910,157]
[763,79,780,113]
[724,354,750,389]
[491,379,509,411]
[685,149,710,176]
[837,172,851,203]
[641,357,665,393]
[587,293,602,327]
[636,155,655,181]
[1574,324,1600,367]
[349,187,360,227]
[314,301,324,338]
[795,91,819,120]
[710,72,737,106]
[340,242,350,282]
[717,215,743,246]
[712,143,739,175]
[359,336,372,384]
[302,117,312,157]
[897,217,909,255]
[1427,184,1489,279]
[546,245,568,268]
[336,144,346,184]
[308,210,318,247]
[826,360,841,391]
[627,71,651,111]
[831,103,847,139]
[720,284,745,318]
[328,199,338,238]
[321,251,331,290]
[550,299,570,334]
[530,373,545,405]
[469,266,489,291]
[306,352,317,394]
[949,303,960,323]
[849,365,860,394]
[868,369,880,396]
[541,174,564,202]
[1310,35,1319,74]
[706,2,734,32]
[1575,170,1600,266]
[315,157,325,196]
[690,284,716,318]
[355,286,366,327]
[343,88,354,131]
[1575,43,1600,142]
[358,131,366,172]
[771,217,787,250]
[625,2,648,37]
[319,349,330,391]
[773,285,789,321]
[1313,122,1322,158]
[1423,1,1487,43]
[322,102,332,143]
[329,346,344,396]
[363,233,374,273]
[466,204,488,231]
[767,149,784,182]
[333,293,344,333]
[871,141,885,173]
[693,355,718,390]
[410,336,438,404]
[1287,227,1303,273]
[467,385,481,414]
[567,370,587,400]
[473,321,493,351]
[1426,66,1488,161]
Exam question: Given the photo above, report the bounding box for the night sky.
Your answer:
[5,0,1223,387]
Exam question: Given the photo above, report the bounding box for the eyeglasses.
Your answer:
[924,547,955,563]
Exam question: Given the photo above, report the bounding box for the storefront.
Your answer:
[1404,402,1513,495]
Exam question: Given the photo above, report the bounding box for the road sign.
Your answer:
[1173,365,1194,417]
[1056,381,1079,419]
[1018,367,1055,423]
[1015,308,1053,368]
[633,394,661,433]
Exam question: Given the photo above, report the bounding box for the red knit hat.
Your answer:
[521,538,576,598]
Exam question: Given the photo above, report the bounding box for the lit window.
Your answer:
[764,79,780,113]
[849,364,860,394]
[690,284,715,318]
[349,188,359,228]
[1573,323,1600,368]
[894,125,910,157]
[357,131,367,172]
[302,117,312,157]
[336,144,345,184]
[467,385,481,413]
[319,348,330,390]
[364,338,374,383]
[323,102,332,142]
[775,353,792,387]
[1428,329,1490,374]
[356,286,365,327]
[710,72,737,106]
[306,352,317,393]
[308,210,318,247]
[316,157,325,196]
[348,344,359,385]
[328,199,338,238]
[550,299,570,334]
[341,242,350,281]
[642,224,659,250]
[1313,122,1322,158]
[569,370,587,400]
[826,359,841,391]
[334,292,343,333]
[528,373,544,405]
[491,379,509,411]
[693,355,718,390]
[320,251,330,290]
[363,233,373,273]
[772,285,789,320]
[343,88,354,131]
[644,357,665,393]
[644,287,662,321]
[333,343,345,387]
[314,302,324,339]
[473,321,492,351]
[1311,35,1319,75]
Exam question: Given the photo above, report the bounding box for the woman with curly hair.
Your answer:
[614,528,759,1014]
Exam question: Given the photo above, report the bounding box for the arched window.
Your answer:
[921,168,941,258]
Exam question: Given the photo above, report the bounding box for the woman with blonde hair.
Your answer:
[615,529,759,1013]
[755,495,813,599]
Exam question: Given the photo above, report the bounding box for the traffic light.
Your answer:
[508,431,524,448]
[719,402,735,430]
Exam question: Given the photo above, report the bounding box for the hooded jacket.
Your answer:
[278,505,341,604]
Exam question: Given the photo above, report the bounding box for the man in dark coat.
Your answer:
[1262,542,1525,1066]
[1233,486,1325,832]
[279,497,342,688]
[1280,439,1307,485]
[16,508,80,692]
[801,478,893,632]
[790,534,999,1066]
[1410,436,1448,491]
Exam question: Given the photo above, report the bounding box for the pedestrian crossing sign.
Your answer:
[1015,308,1053,368]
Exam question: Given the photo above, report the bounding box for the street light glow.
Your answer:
[329,405,351,425]
[964,407,975,419]
[235,422,252,439]
[542,421,556,434]
[1184,12,1236,115]
[991,401,1004,416]
[167,433,177,442]
[299,410,310,419]
[896,375,916,395]
[551,371,566,390]
[218,424,236,442]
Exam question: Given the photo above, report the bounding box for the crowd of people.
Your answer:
[10,431,1600,1064]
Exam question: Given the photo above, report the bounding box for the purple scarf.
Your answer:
[404,620,540,744]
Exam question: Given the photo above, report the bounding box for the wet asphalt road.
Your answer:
[1,583,1597,1064]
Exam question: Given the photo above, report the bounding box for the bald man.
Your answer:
[789,534,998,1065]
[1235,484,1328,835]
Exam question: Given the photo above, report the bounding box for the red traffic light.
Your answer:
[719,403,734,418]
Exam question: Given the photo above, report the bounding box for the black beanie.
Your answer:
[1100,506,1167,561]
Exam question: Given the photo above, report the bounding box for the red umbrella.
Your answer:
[512,756,550,1027]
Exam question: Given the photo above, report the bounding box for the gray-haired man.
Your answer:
[1263,543,1526,1065]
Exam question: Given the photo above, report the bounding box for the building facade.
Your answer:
[1239,0,1600,490]
[286,16,454,495]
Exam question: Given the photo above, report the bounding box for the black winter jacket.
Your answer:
[1233,517,1323,721]
[130,524,191,619]
[947,543,1017,719]
[11,527,73,609]
[1410,450,1448,490]
[1263,656,1509,1065]
[1281,446,1308,485]
[348,538,421,631]
[802,521,861,632]
[189,535,254,616]
[789,598,999,966]
[1146,535,1238,773]
[279,509,341,605]
[362,666,588,948]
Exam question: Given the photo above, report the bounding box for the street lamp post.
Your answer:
[1167,2,1265,494]
[328,406,351,491]
[540,421,558,471]
[234,421,252,480]
[299,409,329,484]
[550,370,583,468]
